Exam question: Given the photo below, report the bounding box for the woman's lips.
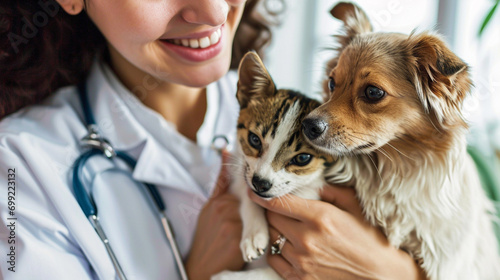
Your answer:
[159,27,224,62]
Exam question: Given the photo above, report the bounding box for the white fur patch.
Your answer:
[325,132,500,280]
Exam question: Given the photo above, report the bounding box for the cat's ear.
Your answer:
[237,51,277,108]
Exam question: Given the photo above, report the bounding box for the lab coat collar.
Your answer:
[131,138,221,197]
[83,60,235,197]
[85,60,148,152]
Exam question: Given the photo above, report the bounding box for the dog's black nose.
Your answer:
[252,175,272,193]
[302,118,327,140]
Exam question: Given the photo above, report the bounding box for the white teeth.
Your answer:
[168,28,222,49]
[210,31,219,45]
[199,36,210,48]
[189,38,199,48]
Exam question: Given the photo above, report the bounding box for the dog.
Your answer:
[301,2,500,279]
[212,52,335,280]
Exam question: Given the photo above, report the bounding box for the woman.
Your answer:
[0,0,426,279]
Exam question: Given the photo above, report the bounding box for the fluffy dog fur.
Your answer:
[302,2,500,279]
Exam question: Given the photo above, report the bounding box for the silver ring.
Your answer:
[211,135,229,154]
[271,234,286,255]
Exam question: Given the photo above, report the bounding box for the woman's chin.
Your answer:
[178,62,231,88]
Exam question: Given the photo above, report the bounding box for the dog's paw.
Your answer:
[240,228,269,262]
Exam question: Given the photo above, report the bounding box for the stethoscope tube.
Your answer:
[73,82,188,280]
[72,149,101,217]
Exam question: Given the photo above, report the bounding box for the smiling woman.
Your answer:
[0,1,281,279]
[84,0,241,88]
[0,0,274,119]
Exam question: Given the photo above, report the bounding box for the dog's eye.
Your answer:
[290,153,312,166]
[364,86,386,102]
[248,132,262,150]
[328,77,335,92]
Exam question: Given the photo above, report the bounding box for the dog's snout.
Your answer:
[251,175,272,193]
[302,118,327,140]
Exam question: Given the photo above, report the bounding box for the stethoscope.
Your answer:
[72,82,229,280]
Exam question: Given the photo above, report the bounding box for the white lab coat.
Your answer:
[0,60,240,279]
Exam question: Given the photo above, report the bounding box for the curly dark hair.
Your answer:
[0,0,278,119]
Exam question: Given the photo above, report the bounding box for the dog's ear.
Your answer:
[325,2,372,88]
[330,2,372,47]
[237,51,276,108]
[406,32,472,124]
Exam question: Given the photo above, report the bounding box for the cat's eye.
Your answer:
[291,153,312,166]
[248,132,262,150]
[328,77,335,92]
[364,85,386,102]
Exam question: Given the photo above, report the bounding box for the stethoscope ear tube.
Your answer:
[160,212,189,280]
[89,215,128,280]
[72,149,102,217]
[77,82,96,126]
[72,148,129,279]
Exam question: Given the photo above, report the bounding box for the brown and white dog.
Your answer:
[302,2,500,279]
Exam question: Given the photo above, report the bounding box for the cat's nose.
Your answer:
[252,175,272,193]
[302,118,327,140]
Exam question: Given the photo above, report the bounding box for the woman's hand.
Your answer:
[249,185,427,280]
[185,151,244,280]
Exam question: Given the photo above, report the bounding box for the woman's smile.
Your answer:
[159,25,224,62]
[86,0,245,88]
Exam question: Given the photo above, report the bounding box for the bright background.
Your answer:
[264,0,500,158]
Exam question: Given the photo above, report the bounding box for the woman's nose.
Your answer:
[181,0,229,26]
